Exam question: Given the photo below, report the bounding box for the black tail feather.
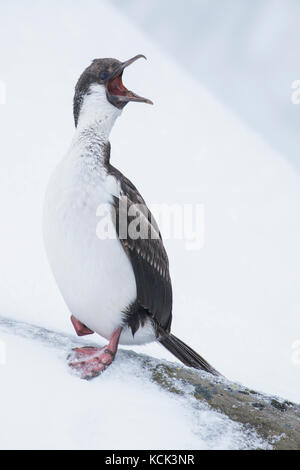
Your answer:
[159,332,220,376]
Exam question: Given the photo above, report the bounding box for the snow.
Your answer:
[0,0,299,449]
[0,320,270,450]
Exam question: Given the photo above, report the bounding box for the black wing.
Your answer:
[109,164,172,333]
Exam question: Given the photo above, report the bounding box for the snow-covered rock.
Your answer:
[0,317,272,450]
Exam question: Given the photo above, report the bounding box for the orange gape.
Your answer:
[107,73,128,96]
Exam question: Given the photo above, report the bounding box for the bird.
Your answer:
[43,54,220,379]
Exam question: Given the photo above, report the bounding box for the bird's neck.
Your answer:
[75,84,121,141]
[71,85,121,166]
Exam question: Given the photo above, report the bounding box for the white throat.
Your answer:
[76,84,122,141]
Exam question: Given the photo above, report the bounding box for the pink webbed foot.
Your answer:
[68,346,115,379]
[70,315,94,336]
[67,327,122,380]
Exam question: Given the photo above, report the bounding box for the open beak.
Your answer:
[106,54,153,109]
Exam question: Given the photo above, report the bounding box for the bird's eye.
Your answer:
[99,71,110,81]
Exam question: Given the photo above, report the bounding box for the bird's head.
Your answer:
[73,55,153,129]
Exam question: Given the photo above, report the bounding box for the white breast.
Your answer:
[43,149,148,344]
[43,85,156,346]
